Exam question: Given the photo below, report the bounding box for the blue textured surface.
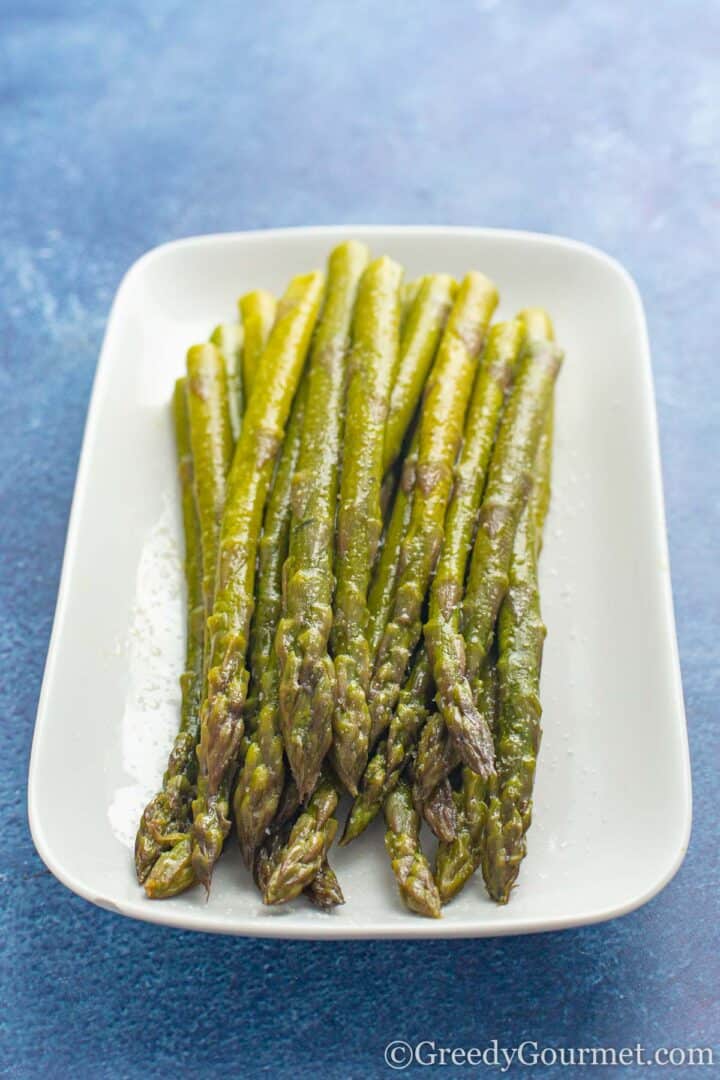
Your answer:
[2,2,718,1076]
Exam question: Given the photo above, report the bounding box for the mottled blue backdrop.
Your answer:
[2,2,718,1077]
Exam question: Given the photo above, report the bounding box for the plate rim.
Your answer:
[27,225,692,939]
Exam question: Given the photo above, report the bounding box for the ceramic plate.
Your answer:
[28,227,690,938]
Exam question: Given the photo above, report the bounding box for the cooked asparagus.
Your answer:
[135,378,206,885]
[262,773,341,904]
[482,309,556,903]
[424,319,524,777]
[384,779,441,918]
[233,378,309,867]
[210,323,244,443]
[368,273,498,748]
[185,343,234,623]
[192,271,325,891]
[331,256,403,793]
[341,649,433,845]
[433,661,498,902]
[239,289,277,400]
[383,274,456,476]
[278,241,370,800]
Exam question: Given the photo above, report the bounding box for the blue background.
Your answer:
[2,2,718,1076]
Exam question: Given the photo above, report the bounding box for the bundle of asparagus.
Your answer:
[134,242,563,917]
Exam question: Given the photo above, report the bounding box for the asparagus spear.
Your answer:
[210,323,244,443]
[239,289,277,400]
[368,273,498,750]
[262,773,341,904]
[412,710,461,804]
[246,377,309,717]
[192,271,325,891]
[462,335,562,680]
[144,836,195,899]
[366,432,418,660]
[135,379,206,884]
[417,320,525,795]
[433,661,498,902]
[435,770,489,903]
[383,274,457,476]
[367,276,455,665]
[432,332,561,779]
[341,649,433,845]
[185,344,235,623]
[331,256,403,793]
[384,779,441,918]
[233,377,309,866]
[421,776,458,843]
[399,278,423,333]
[278,240,371,800]
[305,860,345,910]
[253,788,344,908]
[482,309,556,903]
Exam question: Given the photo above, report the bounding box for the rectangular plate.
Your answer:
[28,227,690,938]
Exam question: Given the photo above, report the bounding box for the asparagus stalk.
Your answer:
[383,274,457,476]
[412,710,461,804]
[399,278,424,333]
[421,776,458,843]
[253,788,344,909]
[210,323,244,443]
[433,661,498,902]
[305,860,345,910]
[423,318,524,766]
[135,379,206,885]
[384,779,441,918]
[191,271,325,891]
[262,773,341,904]
[239,289,277,400]
[278,241,371,800]
[367,432,418,661]
[341,648,433,844]
[367,273,498,750]
[432,332,561,779]
[330,256,403,793]
[233,377,309,866]
[462,335,562,683]
[185,344,235,624]
[482,309,556,903]
[435,770,489,903]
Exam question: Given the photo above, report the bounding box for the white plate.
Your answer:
[28,227,690,939]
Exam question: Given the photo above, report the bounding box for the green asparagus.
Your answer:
[341,649,433,844]
[412,710,461,804]
[239,289,277,400]
[263,773,340,904]
[185,344,234,623]
[423,320,525,780]
[421,776,458,843]
[331,256,403,793]
[431,332,561,779]
[433,661,498,902]
[482,309,556,903]
[367,432,418,660]
[383,274,457,476]
[210,323,244,443]
[462,336,561,678]
[278,241,371,799]
[384,779,441,918]
[135,379,205,885]
[399,278,424,333]
[233,378,309,866]
[368,273,498,751]
[192,271,325,891]
[305,859,345,910]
